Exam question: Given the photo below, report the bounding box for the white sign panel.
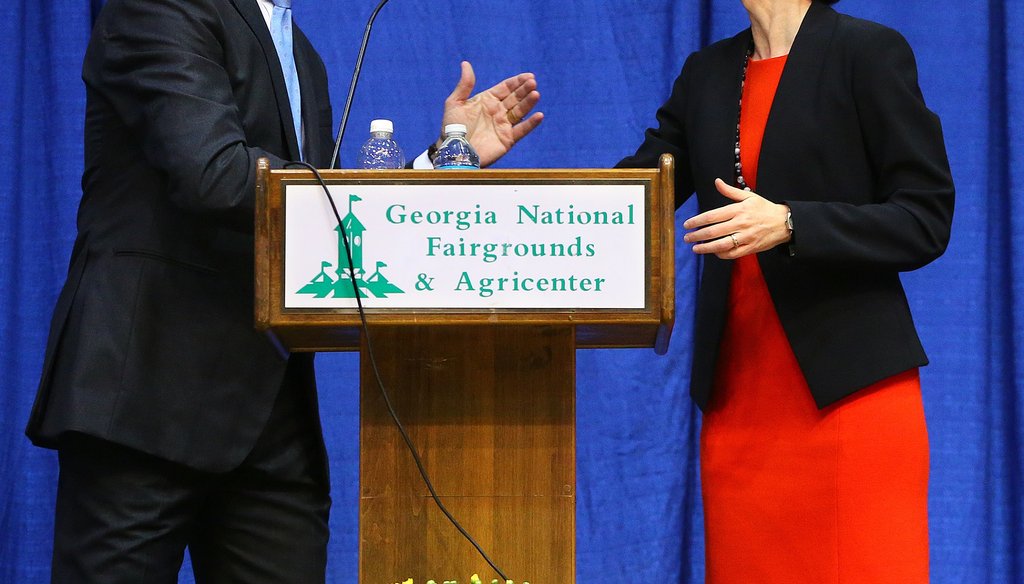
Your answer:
[282,183,646,309]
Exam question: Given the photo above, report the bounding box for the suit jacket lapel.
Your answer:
[756,2,838,201]
[229,0,302,161]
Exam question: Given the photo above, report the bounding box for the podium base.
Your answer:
[359,325,576,584]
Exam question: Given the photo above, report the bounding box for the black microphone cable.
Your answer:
[283,161,511,582]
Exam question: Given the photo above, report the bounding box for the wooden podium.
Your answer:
[254,156,675,583]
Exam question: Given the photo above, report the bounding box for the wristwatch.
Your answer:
[784,210,796,256]
[427,133,445,165]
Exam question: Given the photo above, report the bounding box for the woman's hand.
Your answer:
[439,61,543,168]
[683,178,792,259]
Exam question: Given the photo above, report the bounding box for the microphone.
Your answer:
[329,0,391,169]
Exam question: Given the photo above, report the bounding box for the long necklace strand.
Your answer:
[734,43,755,192]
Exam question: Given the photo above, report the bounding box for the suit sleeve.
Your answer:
[85,0,285,225]
[785,27,955,271]
[616,53,697,209]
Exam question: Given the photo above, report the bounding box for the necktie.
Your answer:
[270,0,304,161]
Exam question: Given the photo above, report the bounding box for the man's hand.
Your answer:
[440,61,543,167]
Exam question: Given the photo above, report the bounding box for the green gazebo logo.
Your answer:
[296,194,404,298]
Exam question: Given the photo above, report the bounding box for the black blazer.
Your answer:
[619,2,954,409]
[27,0,334,472]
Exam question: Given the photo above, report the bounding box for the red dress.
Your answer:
[699,55,930,583]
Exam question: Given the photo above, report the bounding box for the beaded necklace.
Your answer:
[733,43,756,192]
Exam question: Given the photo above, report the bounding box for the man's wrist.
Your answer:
[427,142,440,164]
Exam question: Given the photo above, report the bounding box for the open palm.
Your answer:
[440,61,543,167]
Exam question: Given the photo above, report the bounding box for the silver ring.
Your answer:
[729,233,739,249]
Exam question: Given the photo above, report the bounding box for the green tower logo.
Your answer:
[296,194,404,299]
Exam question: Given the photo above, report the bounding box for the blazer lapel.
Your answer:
[229,0,302,161]
[755,2,838,201]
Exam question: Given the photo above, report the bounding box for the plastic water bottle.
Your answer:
[432,123,480,169]
[357,119,405,169]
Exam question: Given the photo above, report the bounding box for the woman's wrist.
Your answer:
[781,204,793,243]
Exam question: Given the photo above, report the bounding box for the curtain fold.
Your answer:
[1,1,1019,582]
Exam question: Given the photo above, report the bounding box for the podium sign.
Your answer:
[254,158,675,584]
[282,183,646,309]
[256,161,676,353]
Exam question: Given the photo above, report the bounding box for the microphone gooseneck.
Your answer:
[329,0,391,169]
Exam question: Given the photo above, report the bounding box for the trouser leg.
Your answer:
[51,433,201,584]
[190,357,331,583]
[50,357,330,584]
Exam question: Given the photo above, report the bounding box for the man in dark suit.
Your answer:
[26,0,542,581]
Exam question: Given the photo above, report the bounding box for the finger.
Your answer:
[446,61,476,103]
[691,234,739,256]
[715,177,750,202]
[506,89,541,125]
[499,76,538,110]
[682,205,736,230]
[694,230,751,256]
[683,222,735,244]
[510,111,544,142]
[489,72,536,102]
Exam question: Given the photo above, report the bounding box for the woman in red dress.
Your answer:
[619,0,954,581]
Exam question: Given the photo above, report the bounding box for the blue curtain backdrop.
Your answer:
[1,0,1020,582]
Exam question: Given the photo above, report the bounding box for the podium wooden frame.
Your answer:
[254,155,675,583]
